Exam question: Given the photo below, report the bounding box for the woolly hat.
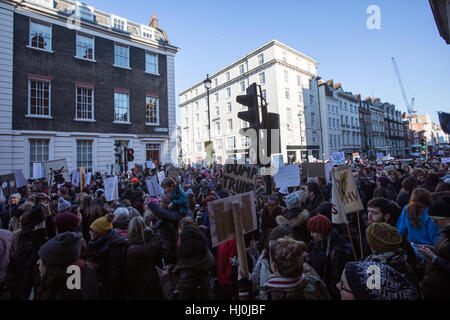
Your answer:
[344,261,419,300]
[54,211,80,233]
[269,223,294,241]
[90,213,114,236]
[21,205,46,228]
[131,177,139,183]
[38,232,82,266]
[285,192,302,210]
[306,214,332,234]
[113,207,129,219]
[58,197,71,213]
[316,201,332,217]
[366,222,402,253]
[10,193,21,201]
[377,176,390,186]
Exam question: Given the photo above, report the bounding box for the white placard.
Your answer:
[273,164,301,189]
[104,176,118,202]
[157,171,165,184]
[32,163,42,179]
[331,152,346,166]
[272,154,284,168]
[325,162,332,184]
[44,159,70,184]
[86,172,92,186]
[72,170,80,187]
[145,176,164,197]
[442,157,450,164]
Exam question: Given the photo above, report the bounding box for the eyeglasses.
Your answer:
[336,279,353,294]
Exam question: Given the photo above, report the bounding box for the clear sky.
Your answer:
[87,0,450,124]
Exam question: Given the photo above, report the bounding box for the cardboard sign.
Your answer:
[273,164,301,189]
[157,171,166,184]
[331,172,347,224]
[145,176,164,197]
[72,170,80,187]
[32,163,43,179]
[79,167,86,188]
[301,163,326,179]
[44,159,70,184]
[0,174,18,198]
[104,176,118,202]
[222,163,258,194]
[207,192,257,247]
[331,152,346,166]
[442,157,450,164]
[13,170,27,188]
[86,172,92,186]
[168,167,180,180]
[331,165,364,218]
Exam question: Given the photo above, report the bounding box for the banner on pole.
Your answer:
[273,164,301,189]
[207,192,257,247]
[222,162,258,194]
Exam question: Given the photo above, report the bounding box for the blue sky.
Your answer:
[87,0,449,124]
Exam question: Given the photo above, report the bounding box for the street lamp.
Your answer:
[204,74,212,142]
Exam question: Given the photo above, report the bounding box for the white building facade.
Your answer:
[179,40,323,165]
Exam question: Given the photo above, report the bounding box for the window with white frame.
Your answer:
[196,127,200,139]
[29,20,52,51]
[239,65,244,75]
[195,113,199,121]
[228,119,233,132]
[227,102,232,113]
[204,110,208,120]
[29,78,51,116]
[113,17,126,30]
[311,113,315,128]
[215,122,220,135]
[146,52,158,74]
[240,136,250,147]
[216,139,222,150]
[76,86,94,120]
[185,117,188,125]
[215,106,220,116]
[195,102,199,111]
[77,140,93,172]
[226,72,230,81]
[297,75,302,86]
[214,78,218,87]
[259,72,265,84]
[329,134,333,148]
[258,53,264,65]
[140,25,153,39]
[284,70,289,82]
[196,142,202,152]
[215,93,219,103]
[227,87,231,97]
[146,96,159,124]
[241,120,248,128]
[298,92,303,103]
[29,139,49,177]
[114,92,129,122]
[227,136,236,149]
[240,81,245,92]
[285,88,290,100]
[76,33,94,60]
[114,43,129,67]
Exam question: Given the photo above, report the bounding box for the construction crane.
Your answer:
[391,57,416,116]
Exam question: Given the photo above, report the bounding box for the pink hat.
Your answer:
[149,197,158,204]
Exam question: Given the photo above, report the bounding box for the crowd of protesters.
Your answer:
[0,157,449,300]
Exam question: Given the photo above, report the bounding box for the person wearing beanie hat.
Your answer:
[305,214,353,300]
[316,201,332,220]
[339,261,420,300]
[285,193,302,210]
[57,197,71,214]
[54,211,80,233]
[86,213,128,299]
[36,232,102,300]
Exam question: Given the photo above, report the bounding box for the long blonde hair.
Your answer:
[128,216,148,243]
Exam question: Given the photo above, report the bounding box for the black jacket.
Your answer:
[125,229,164,299]
[87,230,128,299]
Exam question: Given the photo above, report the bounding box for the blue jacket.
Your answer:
[396,206,440,246]
[171,185,189,216]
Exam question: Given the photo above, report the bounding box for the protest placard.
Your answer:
[86,172,92,186]
[207,192,257,248]
[44,159,70,184]
[72,170,80,187]
[325,162,332,184]
[222,163,258,194]
[442,157,450,164]
[331,152,346,165]
[376,152,384,159]
[168,167,180,180]
[32,163,43,179]
[0,174,18,197]
[301,163,326,179]
[157,171,166,184]
[273,164,301,189]
[331,165,364,216]
[145,176,164,197]
[104,176,118,202]
[13,170,27,188]
[79,168,86,188]
[272,154,284,168]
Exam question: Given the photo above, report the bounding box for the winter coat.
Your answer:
[159,249,216,300]
[1,203,19,230]
[87,230,128,299]
[306,228,354,300]
[306,193,325,215]
[396,206,440,246]
[276,209,311,243]
[216,239,238,296]
[261,206,284,229]
[125,229,164,299]
[422,227,450,300]
[396,191,412,209]
[262,265,331,300]
[365,249,420,293]
[171,185,189,217]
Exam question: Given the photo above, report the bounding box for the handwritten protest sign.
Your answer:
[331,152,346,166]
[86,172,92,186]
[44,159,70,184]
[72,170,80,187]
[145,176,164,197]
[104,176,118,202]
[207,192,257,247]
[157,171,166,184]
[301,163,325,179]
[13,170,27,188]
[331,165,364,221]
[222,163,258,194]
[273,164,301,189]
[0,174,18,197]
[32,163,43,179]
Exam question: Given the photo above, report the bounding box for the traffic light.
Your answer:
[114,142,122,163]
[127,148,135,162]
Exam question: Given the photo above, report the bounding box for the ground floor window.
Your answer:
[77,140,93,172]
[29,139,49,177]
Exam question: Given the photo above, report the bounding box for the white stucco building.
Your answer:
[178,40,323,164]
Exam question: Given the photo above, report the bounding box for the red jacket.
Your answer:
[216,239,237,292]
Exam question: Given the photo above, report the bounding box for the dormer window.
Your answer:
[76,2,95,22]
[140,25,154,40]
[112,15,127,31]
[25,0,54,9]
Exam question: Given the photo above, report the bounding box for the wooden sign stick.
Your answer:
[232,201,249,278]
[345,222,358,261]
[356,210,364,259]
